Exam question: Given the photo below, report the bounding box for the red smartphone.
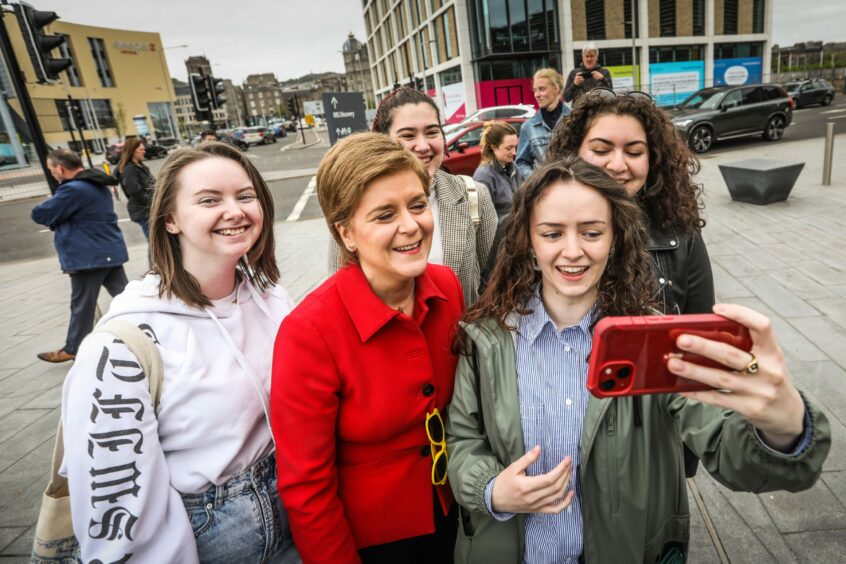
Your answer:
[587,314,752,397]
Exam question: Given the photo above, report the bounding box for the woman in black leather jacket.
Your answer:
[116,137,155,239]
[546,89,714,317]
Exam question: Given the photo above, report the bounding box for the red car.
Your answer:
[440,117,527,176]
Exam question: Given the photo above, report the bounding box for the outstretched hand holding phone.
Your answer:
[667,303,806,451]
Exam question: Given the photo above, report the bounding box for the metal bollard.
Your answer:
[823,122,835,186]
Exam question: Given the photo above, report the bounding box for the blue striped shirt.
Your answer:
[484,294,594,563]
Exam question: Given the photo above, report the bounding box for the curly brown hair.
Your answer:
[463,158,656,334]
[546,94,704,234]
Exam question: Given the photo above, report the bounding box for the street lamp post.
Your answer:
[158,44,188,143]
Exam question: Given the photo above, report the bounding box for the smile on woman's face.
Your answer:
[388,103,444,178]
[530,180,613,315]
[578,114,649,196]
[336,169,434,290]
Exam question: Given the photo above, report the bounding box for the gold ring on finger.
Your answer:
[743,354,759,375]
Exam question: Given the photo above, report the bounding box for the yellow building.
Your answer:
[2,16,177,154]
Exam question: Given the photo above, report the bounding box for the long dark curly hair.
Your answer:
[546,94,704,234]
[462,158,656,334]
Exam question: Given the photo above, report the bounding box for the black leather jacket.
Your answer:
[647,223,715,315]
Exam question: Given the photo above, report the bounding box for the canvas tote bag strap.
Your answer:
[34,320,164,556]
[459,175,481,226]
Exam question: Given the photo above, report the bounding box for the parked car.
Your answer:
[440,117,527,176]
[217,133,249,151]
[784,78,836,108]
[283,119,298,132]
[462,104,536,123]
[105,142,124,165]
[241,126,276,146]
[271,124,288,138]
[670,84,793,153]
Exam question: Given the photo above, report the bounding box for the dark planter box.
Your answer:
[718,158,805,205]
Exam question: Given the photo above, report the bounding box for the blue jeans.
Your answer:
[181,453,300,564]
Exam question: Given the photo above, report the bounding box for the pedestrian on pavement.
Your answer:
[273,133,464,563]
[563,43,614,106]
[200,128,218,142]
[547,89,717,476]
[117,136,155,239]
[328,86,497,308]
[472,121,522,221]
[59,142,301,563]
[446,159,830,564]
[31,149,129,363]
[515,68,570,179]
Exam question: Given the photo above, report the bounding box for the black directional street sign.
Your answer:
[322,92,367,145]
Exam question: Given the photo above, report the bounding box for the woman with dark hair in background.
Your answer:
[117,137,156,239]
[472,121,522,221]
[446,159,829,563]
[329,86,497,308]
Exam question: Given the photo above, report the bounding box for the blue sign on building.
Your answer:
[713,57,763,86]
[649,61,705,106]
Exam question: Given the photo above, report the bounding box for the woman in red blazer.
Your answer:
[272,133,464,563]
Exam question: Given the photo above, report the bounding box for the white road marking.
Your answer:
[820,109,846,114]
[286,176,316,222]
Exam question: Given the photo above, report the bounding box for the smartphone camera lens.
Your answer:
[617,366,632,379]
[600,379,615,391]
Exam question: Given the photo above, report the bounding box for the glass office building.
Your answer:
[362,0,773,114]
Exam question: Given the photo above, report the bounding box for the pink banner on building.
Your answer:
[475,78,537,110]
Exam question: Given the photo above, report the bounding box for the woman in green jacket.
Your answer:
[445,158,830,563]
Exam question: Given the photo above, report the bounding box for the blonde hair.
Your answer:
[149,142,279,308]
[533,68,564,93]
[479,121,518,165]
[316,132,430,266]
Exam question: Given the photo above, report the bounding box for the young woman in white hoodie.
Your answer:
[59,142,301,563]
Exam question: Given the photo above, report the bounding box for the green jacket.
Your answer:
[445,317,831,563]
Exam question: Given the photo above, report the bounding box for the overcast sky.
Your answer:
[37,0,844,84]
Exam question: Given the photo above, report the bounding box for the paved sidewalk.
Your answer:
[1,135,844,561]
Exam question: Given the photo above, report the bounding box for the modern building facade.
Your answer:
[342,32,376,108]
[1,17,178,155]
[362,0,773,119]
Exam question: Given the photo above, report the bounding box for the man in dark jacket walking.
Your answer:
[564,42,614,105]
[31,149,129,363]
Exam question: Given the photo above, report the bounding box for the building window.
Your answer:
[692,0,705,36]
[659,0,675,37]
[87,37,114,87]
[509,0,528,51]
[752,0,765,33]
[649,45,704,63]
[575,47,638,67]
[90,99,115,129]
[623,0,639,39]
[57,35,82,86]
[148,102,176,138]
[724,0,738,34]
[585,0,605,41]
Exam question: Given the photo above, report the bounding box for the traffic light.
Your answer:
[189,73,211,114]
[207,76,227,109]
[286,95,298,117]
[67,100,85,130]
[14,2,72,84]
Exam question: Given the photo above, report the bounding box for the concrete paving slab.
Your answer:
[807,297,846,331]
[0,408,58,474]
[739,275,821,318]
[788,316,846,370]
[783,530,846,564]
[692,472,797,564]
[0,527,26,555]
[711,262,755,300]
[759,480,846,533]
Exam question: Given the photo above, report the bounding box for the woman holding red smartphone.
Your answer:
[445,158,829,563]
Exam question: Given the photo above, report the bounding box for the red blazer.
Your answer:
[271,263,464,563]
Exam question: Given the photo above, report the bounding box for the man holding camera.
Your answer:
[564,43,613,104]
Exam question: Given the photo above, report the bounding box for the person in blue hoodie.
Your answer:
[31,149,129,363]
